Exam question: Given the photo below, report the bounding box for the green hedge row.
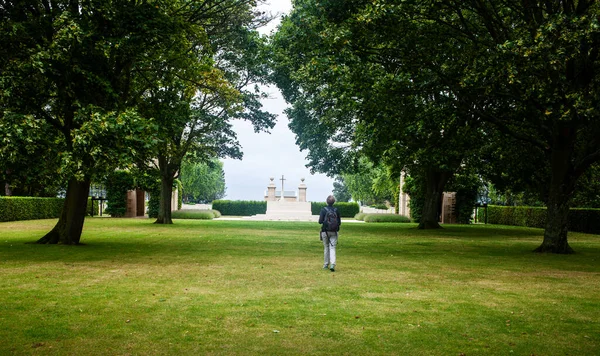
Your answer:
[0,197,63,222]
[211,200,266,216]
[171,209,216,220]
[0,197,101,222]
[480,205,600,234]
[311,202,360,218]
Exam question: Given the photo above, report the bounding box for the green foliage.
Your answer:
[311,202,360,218]
[363,214,412,223]
[332,177,351,202]
[171,210,214,220]
[132,169,161,219]
[147,195,160,219]
[572,164,600,208]
[354,212,366,221]
[87,198,99,217]
[180,160,226,203]
[569,209,600,235]
[0,197,63,222]
[371,204,389,210]
[482,206,600,235]
[483,206,547,228]
[341,158,395,205]
[447,173,481,224]
[211,210,222,218]
[211,200,266,216]
[104,171,135,218]
[402,175,423,223]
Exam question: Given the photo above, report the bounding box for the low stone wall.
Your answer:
[360,206,395,214]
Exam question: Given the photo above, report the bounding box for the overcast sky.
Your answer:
[221,0,336,202]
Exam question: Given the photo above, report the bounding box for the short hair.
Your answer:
[326,195,336,206]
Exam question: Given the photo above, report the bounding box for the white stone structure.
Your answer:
[255,176,315,220]
[398,172,411,217]
[264,176,307,202]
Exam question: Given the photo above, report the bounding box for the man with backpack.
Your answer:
[319,195,341,272]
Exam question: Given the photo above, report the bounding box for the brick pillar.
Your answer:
[298,178,307,202]
[136,190,145,216]
[125,190,137,218]
[266,177,276,201]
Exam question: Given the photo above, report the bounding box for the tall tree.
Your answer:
[138,15,275,224]
[0,1,263,243]
[180,160,226,203]
[423,0,600,253]
[271,0,484,229]
[332,177,351,202]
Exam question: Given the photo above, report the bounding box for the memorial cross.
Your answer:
[280,175,286,199]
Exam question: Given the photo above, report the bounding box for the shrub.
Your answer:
[211,200,266,216]
[569,208,600,235]
[371,203,389,210]
[171,210,214,220]
[0,197,64,222]
[211,210,222,218]
[311,202,360,217]
[104,171,135,217]
[482,205,600,234]
[482,206,546,228]
[363,214,412,223]
[354,212,366,221]
[87,198,100,216]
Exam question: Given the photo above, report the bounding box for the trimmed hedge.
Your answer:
[311,202,360,218]
[354,212,367,221]
[363,214,412,223]
[371,203,389,210]
[0,197,101,222]
[480,205,600,234]
[0,197,63,222]
[171,209,215,220]
[211,200,266,216]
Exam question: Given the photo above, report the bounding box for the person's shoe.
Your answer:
[330,264,335,272]
[323,264,329,269]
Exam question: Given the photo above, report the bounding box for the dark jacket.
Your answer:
[319,205,341,232]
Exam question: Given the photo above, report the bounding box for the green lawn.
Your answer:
[1,219,599,355]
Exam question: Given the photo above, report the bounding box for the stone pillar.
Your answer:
[298,178,307,202]
[125,190,137,217]
[441,192,457,224]
[399,172,411,217]
[171,187,178,211]
[266,177,276,201]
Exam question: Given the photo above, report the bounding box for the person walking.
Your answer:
[319,195,341,272]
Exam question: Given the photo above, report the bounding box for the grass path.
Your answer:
[1,218,599,355]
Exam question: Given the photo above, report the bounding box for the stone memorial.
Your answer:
[250,176,316,221]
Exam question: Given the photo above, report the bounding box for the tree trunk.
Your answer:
[155,174,174,224]
[418,169,453,229]
[535,139,576,254]
[37,177,90,245]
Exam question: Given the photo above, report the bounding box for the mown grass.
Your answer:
[1,219,599,355]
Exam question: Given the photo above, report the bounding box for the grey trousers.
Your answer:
[321,231,338,266]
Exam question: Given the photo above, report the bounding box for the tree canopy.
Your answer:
[0,0,273,243]
[271,0,600,253]
[180,160,227,203]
